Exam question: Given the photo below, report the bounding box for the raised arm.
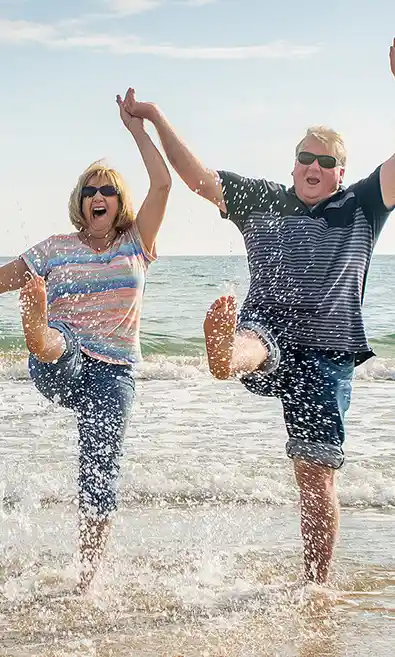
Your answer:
[0,258,29,294]
[122,93,226,213]
[117,89,172,254]
[379,38,395,210]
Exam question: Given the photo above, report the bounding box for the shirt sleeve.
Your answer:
[126,222,157,266]
[20,238,52,278]
[349,165,394,243]
[217,170,281,232]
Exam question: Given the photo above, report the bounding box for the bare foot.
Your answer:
[74,574,92,596]
[76,516,111,595]
[203,295,237,379]
[20,275,49,357]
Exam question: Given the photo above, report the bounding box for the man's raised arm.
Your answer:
[125,91,226,213]
[379,38,395,210]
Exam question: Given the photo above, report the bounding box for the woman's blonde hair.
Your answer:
[295,126,347,167]
[68,160,135,232]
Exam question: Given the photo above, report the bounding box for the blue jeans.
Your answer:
[29,322,135,518]
[240,343,355,469]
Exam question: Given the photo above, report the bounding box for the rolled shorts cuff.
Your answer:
[237,320,281,375]
[286,438,344,470]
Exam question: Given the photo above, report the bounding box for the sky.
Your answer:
[1,0,395,256]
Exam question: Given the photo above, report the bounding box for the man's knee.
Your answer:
[293,458,336,496]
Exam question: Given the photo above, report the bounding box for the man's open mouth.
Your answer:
[306,177,320,185]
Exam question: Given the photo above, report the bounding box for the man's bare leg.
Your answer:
[77,514,112,594]
[294,459,339,584]
[203,295,268,379]
[20,276,66,362]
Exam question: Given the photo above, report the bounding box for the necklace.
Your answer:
[81,230,117,252]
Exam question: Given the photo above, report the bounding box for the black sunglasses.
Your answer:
[81,185,119,198]
[297,151,339,169]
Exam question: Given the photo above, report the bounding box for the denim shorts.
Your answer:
[239,324,355,469]
[28,321,135,518]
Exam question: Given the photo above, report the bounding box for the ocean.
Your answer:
[0,254,394,657]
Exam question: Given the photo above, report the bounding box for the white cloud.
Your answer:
[0,20,57,44]
[180,0,217,5]
[112,40,319,59]
[61,0,215,24]
[104,0,162,14]
[0,19,319,59]
[104,0,216,12]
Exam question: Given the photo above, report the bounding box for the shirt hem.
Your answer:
[80,345,139,366]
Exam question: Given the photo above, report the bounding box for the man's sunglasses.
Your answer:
[297,151,340,169]
[81,185,119,199]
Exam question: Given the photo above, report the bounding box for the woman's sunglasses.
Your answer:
[297,151,340,169]
[81,185,119,199]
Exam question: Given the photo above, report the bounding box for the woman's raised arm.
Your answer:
[117,89,172,254]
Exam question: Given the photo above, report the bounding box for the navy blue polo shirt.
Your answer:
[218,166,393,364]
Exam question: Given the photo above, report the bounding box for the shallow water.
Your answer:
[0,374,394,656]
[0,255,394,655]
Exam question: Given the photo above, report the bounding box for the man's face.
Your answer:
[292,136,345,206]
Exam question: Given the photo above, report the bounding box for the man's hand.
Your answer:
[390,37,395,77]
[116,88,159,128]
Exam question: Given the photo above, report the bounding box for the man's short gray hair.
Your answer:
[295,126,347,167]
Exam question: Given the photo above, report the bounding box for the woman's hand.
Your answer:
[116,88,159,132]
[116,89,145,133]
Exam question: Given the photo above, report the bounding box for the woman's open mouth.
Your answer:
[92,207,107,218]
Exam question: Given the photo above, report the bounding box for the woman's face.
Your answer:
[81,174,120,236]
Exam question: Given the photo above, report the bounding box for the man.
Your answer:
[124,39,395,584]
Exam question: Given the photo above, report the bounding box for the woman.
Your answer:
[0,88,171,592]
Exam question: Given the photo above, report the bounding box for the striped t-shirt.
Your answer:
[218,166,393,364]
[21,223,155,365]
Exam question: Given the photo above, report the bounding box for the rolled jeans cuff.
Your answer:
[237,320,281,375]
